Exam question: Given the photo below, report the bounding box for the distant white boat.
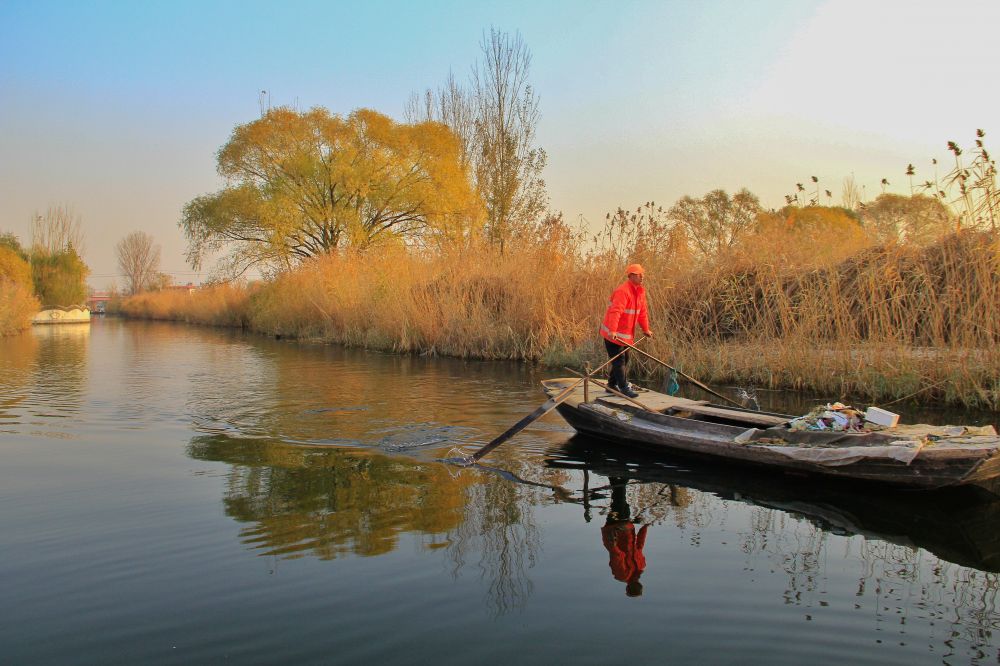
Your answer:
[32,306,91,325]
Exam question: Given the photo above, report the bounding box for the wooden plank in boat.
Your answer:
[549,379,784,427]
[672,403,790,427]
[544,378,707,412]
[597,393,709,411]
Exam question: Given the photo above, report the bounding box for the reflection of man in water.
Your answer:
[601,479,649,597]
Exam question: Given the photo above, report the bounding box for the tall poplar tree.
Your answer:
[407,28,548,253]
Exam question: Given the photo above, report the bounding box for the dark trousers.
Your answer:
[604,338,629,390]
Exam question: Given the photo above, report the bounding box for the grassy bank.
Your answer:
[116,228,1000,410]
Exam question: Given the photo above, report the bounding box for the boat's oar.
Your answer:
[469,383,580,462]
[615,339,745,408]
[469,337,646,462]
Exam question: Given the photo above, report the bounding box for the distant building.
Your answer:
[86,291,112,314]
[163,282,198,295]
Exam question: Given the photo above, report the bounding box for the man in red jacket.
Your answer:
[600,263,653,398]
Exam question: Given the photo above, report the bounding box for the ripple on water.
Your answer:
[373,423,477,453]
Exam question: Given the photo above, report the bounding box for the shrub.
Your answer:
[0,278,40,335]
[0,246,32,285]
[32,247,89,307]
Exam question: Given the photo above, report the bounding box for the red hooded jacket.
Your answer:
[600,280,650,344]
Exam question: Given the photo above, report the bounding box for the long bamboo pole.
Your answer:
[615,339,745,408]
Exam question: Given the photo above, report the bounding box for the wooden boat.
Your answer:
[541,378,1000,489]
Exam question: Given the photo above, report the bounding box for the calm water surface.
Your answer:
[3,319,1000,664]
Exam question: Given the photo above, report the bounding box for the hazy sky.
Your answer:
[2,0,996,288]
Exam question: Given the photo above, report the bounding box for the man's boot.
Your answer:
[619,383,640,398]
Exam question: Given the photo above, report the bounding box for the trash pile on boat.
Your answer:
[784,403,998,439]
[787,403,872,432]
[737,402,1000,458]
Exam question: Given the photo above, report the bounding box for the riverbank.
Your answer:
[115,231,1000,410]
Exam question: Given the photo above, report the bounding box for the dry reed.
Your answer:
[115,224,1000,409]
[658,231,1000,408]
[116,283,253,328]
[0,279,41,336]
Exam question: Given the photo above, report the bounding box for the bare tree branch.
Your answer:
[116,231,161,295]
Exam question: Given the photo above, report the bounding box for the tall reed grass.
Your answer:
[114,283,253,328]
[117,223,1000,409]
[246,241,614,361]
[658,230,1000,407]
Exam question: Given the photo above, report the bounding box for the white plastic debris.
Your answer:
[865,406,900,428]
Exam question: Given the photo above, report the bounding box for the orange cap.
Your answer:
[625,263,644,276]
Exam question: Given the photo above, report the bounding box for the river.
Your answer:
[2,318,1000,664]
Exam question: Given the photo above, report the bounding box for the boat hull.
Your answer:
[543,378,1000,490]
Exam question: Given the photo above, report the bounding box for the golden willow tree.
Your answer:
[181,107,482,277]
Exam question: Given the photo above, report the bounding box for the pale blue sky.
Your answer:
[2,0,996,287]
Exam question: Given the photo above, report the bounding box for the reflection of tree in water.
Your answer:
[736,504,1000,645]
[0,325,91,439]
[8,326,88,425]
[445,467,542,617]
[188,435,472,559]
[628,483,1000,659]
[622,482,693,527]
[0,333,38,419]
[188,432,551,616]
[182,339,560,617]
[849,543,1000,658]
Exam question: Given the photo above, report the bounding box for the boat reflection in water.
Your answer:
[545,435,1000,574]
